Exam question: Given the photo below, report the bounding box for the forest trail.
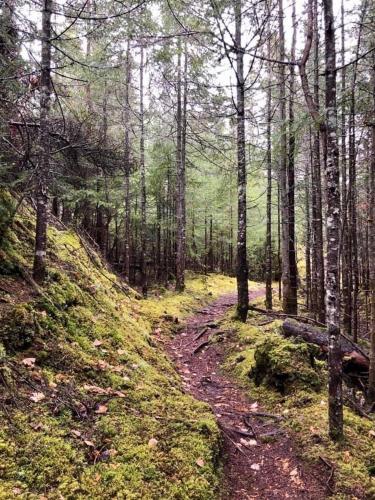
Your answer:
[168,290,326,500]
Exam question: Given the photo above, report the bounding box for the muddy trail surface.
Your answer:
[168,290,328,500]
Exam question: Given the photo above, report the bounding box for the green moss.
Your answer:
[250,335,323,393]
[0,304,38,352]
[0,196,237,498]
[222,306,375,499]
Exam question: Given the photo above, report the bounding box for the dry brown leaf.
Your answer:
[22,357,36,368]
[148,438,158,448]
[30,392,45,403]
[113,390,126,398]
[368,430,375,438]
[95,404,108,414]
[83,384,109,395]
[93,339,103,347]
[196,458,205,467]
[250,463,260,471]
[71,430,82,438]
[84,440,95,447]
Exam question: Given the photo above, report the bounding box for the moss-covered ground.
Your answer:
[0,192,237,499]
[222,294,375,499]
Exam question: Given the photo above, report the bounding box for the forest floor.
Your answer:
[167,290,327,500]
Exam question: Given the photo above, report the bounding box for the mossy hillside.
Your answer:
[0,196,236,499]
[222,297,375,499]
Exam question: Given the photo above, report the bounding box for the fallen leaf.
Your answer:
[22,357,36,368]
[113,390,126,398]
[30,422,45,431]
[30,392,45,403]
[240,438,257,447]
[290,468,298,477]
[97,360,111,370]
[83,384,109,395]
[12,488,22,495]
[148,438,158,448]
[343,451,351,462]
[281,459,290,471]
[95,404,108,414]
[196,458,205,467]
[250,463,260,471]
[368,430,375,438]
[49,381,57,389]
[84,440,95,447]
[93,339,103,347]
[71,430,82,438]
[117,349,127,355]
[250,402,258,411]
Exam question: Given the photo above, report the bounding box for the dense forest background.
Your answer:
[0,0,374,444]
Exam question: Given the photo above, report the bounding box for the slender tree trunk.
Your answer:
[306,131,312,310]
[123,41,132,281]
[340,0,351,337]
[33,0,52,282]
[278,0,292,314]
[312,0,325,323]
[287,0,298,315]
[139,43,147,297]
[300,0,343,440]
[323,0,343,440]
[265,35,273,310]
[234,0,249,322]
[367,50,375,403]
[175,42,186,291]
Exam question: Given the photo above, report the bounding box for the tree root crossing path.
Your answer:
[167,290,328,499]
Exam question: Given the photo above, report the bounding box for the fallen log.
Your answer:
[282,319,369,372]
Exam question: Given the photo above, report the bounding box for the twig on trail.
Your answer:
[192,340,211,355]
[319,456,335,494]
[221,424,256,439]
[249,411,283,420]
[256,319,275,326]
[186,327,209,347]
[243,415,257,439]
[218,423,249,456]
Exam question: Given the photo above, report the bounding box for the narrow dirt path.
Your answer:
[168,290,327,500]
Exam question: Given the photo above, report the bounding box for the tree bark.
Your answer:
[33,0,52,283]
[139,43,147,297]
[265,34,273,310]
[123,41,131,281]
[175,41,186,291]
[368,50,375,403]
[277,0,292,315]
[323,0,343,440]
[286,0,298,315]
[234,0,249,322]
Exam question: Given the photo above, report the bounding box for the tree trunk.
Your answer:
[287,0,298,315]
[139,43,147,297]
[323,0,343,441]
[368,50,375,403]
[123,41,131,281]
[278,0,292,315]
[175,42,186,291]
[234,0,249,322]
[265,35,273,310]
[33,0,52,283]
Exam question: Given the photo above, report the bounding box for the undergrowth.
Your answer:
[0,192,236,499]
[222,295,375,499]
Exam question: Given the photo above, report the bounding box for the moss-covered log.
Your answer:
[282,319,369,373]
